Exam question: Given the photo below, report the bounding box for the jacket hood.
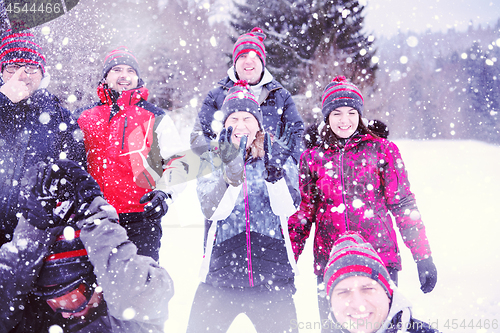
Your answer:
[376,287,413,333]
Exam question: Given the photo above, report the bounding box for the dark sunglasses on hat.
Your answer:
[34,275,96,314]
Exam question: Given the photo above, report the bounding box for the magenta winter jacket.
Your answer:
[288,133,431,276]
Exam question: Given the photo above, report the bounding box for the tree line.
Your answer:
[34,0,500,143]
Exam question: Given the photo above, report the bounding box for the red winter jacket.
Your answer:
[77,85,186,214]
[288,133,431,276]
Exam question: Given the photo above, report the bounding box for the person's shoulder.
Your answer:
[218,76,233,88]
[265,78,285,91]
[31,89,73,118]
[301,146,324,162]
[209,76,233,94]
[74,102,101,119]
[137,99,166,116]
[31,89,59,106]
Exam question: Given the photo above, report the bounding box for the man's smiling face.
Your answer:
[105,64,139,92]
[235,51,263,85]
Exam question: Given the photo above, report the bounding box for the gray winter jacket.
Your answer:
[197,149,300,291]
[0,199,174,332]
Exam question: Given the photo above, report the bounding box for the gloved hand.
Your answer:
[19,162,68,229]
[417,256,437,293]
[218,126,247,165]
[264,121,295,182]
[77,196,119,230]
[19,160,103,229]
[139,190,171,220]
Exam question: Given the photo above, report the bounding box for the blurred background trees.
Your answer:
[9,0,499,142]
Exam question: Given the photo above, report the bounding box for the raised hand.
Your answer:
[218,126,247,164]
[0,67,30,103]
[263,122,295,182]
[266,121,295,169]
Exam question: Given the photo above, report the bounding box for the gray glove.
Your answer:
[77,196,119,230]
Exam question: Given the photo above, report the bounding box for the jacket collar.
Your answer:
[376,287,413,333]
[97,84,149,107]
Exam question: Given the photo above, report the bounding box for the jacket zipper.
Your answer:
[121,116,128,150]
[339,147,349,232]
[242,163,254,287]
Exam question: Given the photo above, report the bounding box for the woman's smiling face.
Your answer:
[328,106,360,138]
[224,111,259,149]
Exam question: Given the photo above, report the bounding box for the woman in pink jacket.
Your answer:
[288,76,437,330]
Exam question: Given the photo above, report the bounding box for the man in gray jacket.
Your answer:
[0,160,174,332]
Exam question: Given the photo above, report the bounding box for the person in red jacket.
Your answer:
[288,76,437,331]
[76,47,187,261]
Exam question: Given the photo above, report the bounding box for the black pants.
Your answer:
[316,268,398,332]
[187,282,299,333]
[119,212,162,262]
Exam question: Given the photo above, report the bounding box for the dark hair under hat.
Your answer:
[321,76,364,121]
[222,80,263,129]
[233,27,267,66]
[324,232,393,299]
[0,30,46,73]
[102,46,140,80]
[36,229,95,293]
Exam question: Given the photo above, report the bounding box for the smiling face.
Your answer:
[330,276,390,333]
[328,106,360,138]
[105,64,139,92]
[224,111,260,149]
[235,51,263,85]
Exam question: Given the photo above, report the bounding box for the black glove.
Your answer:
[218,126,247,164]
[19,162,68,229]
[45,159,102,222]
[20,160,102,229]
[139,190,171,220]
[264,122,295,182]
[417,256,437,293]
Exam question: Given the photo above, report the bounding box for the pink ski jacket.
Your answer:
[288,133,431,276]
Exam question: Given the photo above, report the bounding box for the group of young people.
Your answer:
[0,26,439,333]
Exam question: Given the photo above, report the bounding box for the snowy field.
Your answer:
[159,139,500,333]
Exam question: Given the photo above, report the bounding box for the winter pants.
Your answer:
[186,282,299,333]
[316,268,398,332]
[119,212,162,262]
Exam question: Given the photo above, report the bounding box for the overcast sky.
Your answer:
[362,0,500,37]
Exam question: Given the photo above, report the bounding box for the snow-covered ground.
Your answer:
[159,139,500,333]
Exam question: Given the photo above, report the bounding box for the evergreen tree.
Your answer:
[230,0,377,101]
[463,42,500,143]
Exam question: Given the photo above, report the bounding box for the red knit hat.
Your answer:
[324,232,393,299]
[233,27,266,66]
[102,46,140,79]
[222,80,263,129]
[321,76,364,121]
[0,30,46,73]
